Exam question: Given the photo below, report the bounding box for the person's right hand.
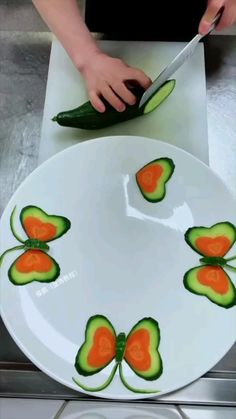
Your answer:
[79,51,152,112]
[199,0,236,34]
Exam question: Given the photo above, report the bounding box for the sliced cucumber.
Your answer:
[52,80,176,130]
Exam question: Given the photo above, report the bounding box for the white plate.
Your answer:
[0,135,235,400]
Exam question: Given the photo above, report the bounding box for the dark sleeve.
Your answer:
[85,0,207,41]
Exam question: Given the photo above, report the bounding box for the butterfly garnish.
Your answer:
[72,315,162,394]
[0,205,71,285]
[184,222,236,308]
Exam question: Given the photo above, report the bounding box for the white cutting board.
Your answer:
[38,39,208,164]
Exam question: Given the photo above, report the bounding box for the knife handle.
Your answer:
[203,7,224,36]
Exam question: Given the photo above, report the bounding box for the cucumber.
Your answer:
[52,80,176,130]
[124,317,162,381]
[136,157,175,203]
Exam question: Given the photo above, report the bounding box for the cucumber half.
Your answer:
[52,79,176,130]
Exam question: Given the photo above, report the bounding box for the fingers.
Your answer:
[112,83,137,105]
[90,73,151,112]
[89,90,106,113]
[111,69,151,106]
[216,2,236,30]
[86,56,152,112]
[198,0,224,34]
[102,85,126,112]
[90,85,129,112]
[129,68,152,90]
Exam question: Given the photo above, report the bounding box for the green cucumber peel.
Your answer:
[24,239,49,251]
[119,363,160,394]
[0,245,24,267]
[73,363,118,392]
[200,256,227,266]
[116,333,126,363]
[73,362,161,394]
[10,206,25,243]
[225,264,236,272]
[199,254,236,271]
[225,255,236,262]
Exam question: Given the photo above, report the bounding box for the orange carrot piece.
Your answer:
[197,266,229,294]
[195,236,231,257]
[16,250,53,273]
[136,164,163,193]
[24,216,57,241]
[125,328,151,371]
[88,327,116,368]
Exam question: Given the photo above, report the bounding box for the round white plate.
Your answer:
[0,136,235,400]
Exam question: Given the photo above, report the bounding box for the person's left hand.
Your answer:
[199,0,236,34]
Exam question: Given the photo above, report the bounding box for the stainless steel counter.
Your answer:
[0,24,236,411]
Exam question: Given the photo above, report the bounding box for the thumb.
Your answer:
[198,0,224,34]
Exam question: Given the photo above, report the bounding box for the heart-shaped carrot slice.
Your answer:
[23,217,56,242]
[15,250,53,273]
[196,236,231,257]
[88,327,116,369]
[137,164,163,194]
[197,266,229,294]
[125,328,151,372]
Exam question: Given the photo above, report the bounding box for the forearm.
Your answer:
[32,0,100,69]
[32,0,151,112]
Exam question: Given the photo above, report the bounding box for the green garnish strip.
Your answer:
[118,363,160,394]
[73,362,161,394]
[115,332,126,363]
[225,264,236,272]
[24,239,50,251]
[73,345,161,394]
[200,256,226,266]
[225,255,236,262]
[73,363,118,392]
[0,245,24,267]
[10,206,25,243]
[200,255,236,268]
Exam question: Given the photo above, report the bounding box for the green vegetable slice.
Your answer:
[75,315,116,376]
[20,206,71,242]
[183,265,236,308]
[136,158,175,203]
[124,317,163,380]
[8,249,60,285]
[185,222,236,257]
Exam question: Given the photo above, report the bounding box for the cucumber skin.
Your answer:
[183,266,236,309]
[53,81,175,130]
[54,99,143,130]
[53,86,144,130]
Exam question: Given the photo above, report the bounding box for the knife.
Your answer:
[138,10,223,108]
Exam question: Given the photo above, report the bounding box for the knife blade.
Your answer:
[138,11,222,108]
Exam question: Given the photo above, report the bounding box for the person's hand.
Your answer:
[199,0,236,34]
[79,51,152,113]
